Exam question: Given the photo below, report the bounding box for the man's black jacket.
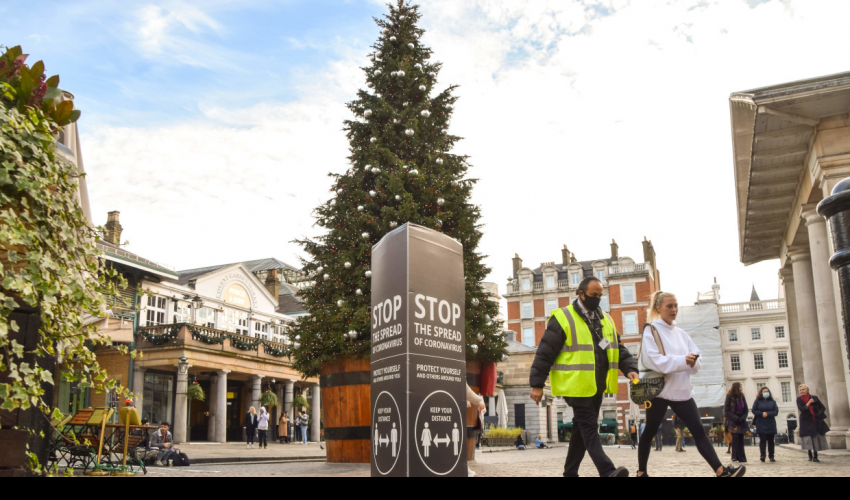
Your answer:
[529,300,638,390]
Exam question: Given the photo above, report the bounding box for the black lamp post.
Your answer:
[816,177,850,372]
[192,295,204,325]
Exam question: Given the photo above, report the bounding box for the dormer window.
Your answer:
[522,277,531,291]
[545,275,555,289]
[571,273,581,286]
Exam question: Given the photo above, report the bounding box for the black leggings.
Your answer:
[258,429,268,447]
[639,398,723,474]
[247,429,255,445]
[759,434,775,459]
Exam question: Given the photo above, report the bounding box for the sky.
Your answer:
[5,0,849,305]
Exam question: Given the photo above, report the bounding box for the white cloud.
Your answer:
[86,0,850,303]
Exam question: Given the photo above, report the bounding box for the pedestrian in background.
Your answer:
[797,384,829,462]
[723,417,732,454]
[278,412,290,444]
[636,292,743,477]
[466,383,486,477]
[654,423,663,451]
[245,406,258,449]
[630,423,638,450]
[752,386,778,463]
[257,407,270,450]
[673,414,686,452]
[725,382,748,463]
[298,411,309,445]
[529,276,639,477]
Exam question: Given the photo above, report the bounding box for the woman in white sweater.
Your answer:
[636,291,745,478]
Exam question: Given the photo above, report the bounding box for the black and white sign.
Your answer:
[371,223,467,477]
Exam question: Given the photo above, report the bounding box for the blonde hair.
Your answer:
[798,384,809,394]
[249,406,257,415]
[647,291,677,322]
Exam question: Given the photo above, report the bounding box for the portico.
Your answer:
[729,72,850,450]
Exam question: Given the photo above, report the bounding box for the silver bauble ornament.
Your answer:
[376,51,382,58]
[390,221,398,228]
[395,195,401,201]
[486,315,492,322]
[396,70,405,78]
[429,72,437,78]
[369,190,377,197]
[330,200,336,206]
[437,198,445,206]
[295,335,301,341]
[419,85,426,91]
[390,36,397,42]
[376,93,382,98]
[477,334,485,342]
[421,110,431,118]
[383,29,389,35]
[370,137,377,143]
[344,262,352,269]
[436,219,442,226]
[442,129,448,134]
[390,71,397,77]
[436,158,444,165]
[408,43,414,49]
[317,266,324,273]
[364,109,372,118]
[365,164,372,171]
[405,129,414,137]
[414,63,422,70]
[337,188,343,194]
[357,205,364,211]
[409,169,419,175]
[403,102,409,108]
[471,298,480,307]
[347,330,358,340]
[471,344,479,353]
[337,300,344,307]
[374,69,382,76]
[323,274,330,280]
[365,271,373,278]
[372,167,381,174]
[361,232,370,239]
[393,118,400,124]
[293,342,301,350]
[355,289,363,296]
[399,15,406,20]
[501,354,508,362]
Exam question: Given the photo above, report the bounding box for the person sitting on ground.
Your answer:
[515,434,526,450]
[149,421,175,466]
[535,435,551,449]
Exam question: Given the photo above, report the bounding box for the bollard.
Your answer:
[816,177,850,373]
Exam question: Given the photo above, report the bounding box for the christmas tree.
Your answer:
[291,0,507,378]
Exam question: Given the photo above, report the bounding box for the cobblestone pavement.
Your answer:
[138,445,850,477]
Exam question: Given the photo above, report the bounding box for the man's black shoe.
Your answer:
[717,465,746,477]
[608,467,629,478]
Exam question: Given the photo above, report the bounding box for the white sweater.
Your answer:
[640,319,701,402]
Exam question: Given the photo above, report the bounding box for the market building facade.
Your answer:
[729,71,850,449]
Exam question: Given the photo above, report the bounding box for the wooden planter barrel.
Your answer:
[320,358,371,464]
[466,360,481,462]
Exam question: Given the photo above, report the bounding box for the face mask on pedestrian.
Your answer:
[763,392,770,399]
[580,292,601,311]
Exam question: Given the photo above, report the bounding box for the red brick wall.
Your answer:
[507,301,520,321]
[558,297,570,308]
[508,322,522,338]
[534,299,544,319]
[613,306,647,336]
[89,349,131,408]
[535,321,546,346]
[609,284,621,305]
[636,279,653,302]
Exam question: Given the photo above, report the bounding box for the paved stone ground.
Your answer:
[173,441,325,463]
[138,444,850,477]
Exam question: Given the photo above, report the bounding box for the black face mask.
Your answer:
[581,294,601,311]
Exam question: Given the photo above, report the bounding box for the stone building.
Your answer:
[719,287,797,431]
[59,212,321,445]
[504,240,660,436]
[729,71,850,449]
[495,332,568,443]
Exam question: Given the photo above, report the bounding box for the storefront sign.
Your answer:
[215,271,259,309]
[223,283,251,308]
[371,223,467,477]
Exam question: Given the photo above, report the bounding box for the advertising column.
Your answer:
[371,223,467,477]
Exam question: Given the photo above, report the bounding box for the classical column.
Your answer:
[779,268,806,389]
[285,380,294,419]
[274,383,284,436]
[803,205,850,448]
[215,370,230,443]
[788,247,829,406]
[173,356,192,444]
[132,367,145,410]
[251,375,263,412]
[311,382,321,444]
[207,372,218,442]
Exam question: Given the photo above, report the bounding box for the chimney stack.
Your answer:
[562,245,570,266]
[265,269,280,302]
[504,330,516,343]
[570,252,577,264]
[104,211,123,246]
[512,254,523,279]
[610,239,619,261]
[642,237,660,288]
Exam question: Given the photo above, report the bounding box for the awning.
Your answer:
[600,419,618,427]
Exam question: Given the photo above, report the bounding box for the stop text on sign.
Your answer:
[414,294,461,326]
[373,295,403,328]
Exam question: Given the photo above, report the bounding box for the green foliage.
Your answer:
[261,390,278,409]
[187,383,205,402]
[0,46,81,128]
[0,45,128,471]
[290,0,507,378]
[484,425,522,439]
[292,395,311,414]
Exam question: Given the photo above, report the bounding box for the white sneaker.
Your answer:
[247,444,250,449]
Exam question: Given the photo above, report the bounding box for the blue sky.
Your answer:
[4,0,849,305]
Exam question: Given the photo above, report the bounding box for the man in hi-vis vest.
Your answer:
[530,276,639,477]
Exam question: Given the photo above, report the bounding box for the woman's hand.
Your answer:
[479,401,486,412]
[686,354,698,367]
[763,412,768,418]
[806,399,814,407]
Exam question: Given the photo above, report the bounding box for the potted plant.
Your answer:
[187,382,205,402]
[291,395,310,414]
[261,390,278,410]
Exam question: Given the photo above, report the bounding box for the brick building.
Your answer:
[504,239,660,435]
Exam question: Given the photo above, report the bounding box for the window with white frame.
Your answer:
[254,321,269,340]
[730,354,741,372]
[174,302,192,324]
[775,326,786,339]
[521,278,531,291]
[754,352,765,370]
[145,295,167,326]
[596,270,605,281]
[622,284,636,304]
[196,308,216,328]
[600,295,610,313]
[752,328,761,341]
[545,299,558,317]
[521,301,533,319]
[627,344,639,357]
[781,382,792,403]
[778,351,789,369]
[545,275,555,289]
[728,329,738,342]
[622,311,638,335]
[523,327,536,347]
[225,308,249,335]
[571,273,581,286]
[756,382,767,393]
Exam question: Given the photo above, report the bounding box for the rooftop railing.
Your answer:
[96,241,176,272]
[720,299,785,314]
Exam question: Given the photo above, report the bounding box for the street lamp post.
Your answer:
[816,177,850,373]
[192,295,204,324]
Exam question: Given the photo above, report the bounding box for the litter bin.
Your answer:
[787,418,797,444]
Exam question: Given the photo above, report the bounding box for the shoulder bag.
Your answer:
[629,323,667,406]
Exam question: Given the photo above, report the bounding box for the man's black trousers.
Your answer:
[563,390,616,477]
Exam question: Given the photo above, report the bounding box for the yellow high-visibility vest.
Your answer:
[548,304,620,398]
